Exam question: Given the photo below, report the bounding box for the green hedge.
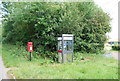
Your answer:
[2,2,111,54]
[112,45,120,50]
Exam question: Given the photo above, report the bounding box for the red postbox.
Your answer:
[27,42,33,52]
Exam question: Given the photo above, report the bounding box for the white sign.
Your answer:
[30,47,32,50]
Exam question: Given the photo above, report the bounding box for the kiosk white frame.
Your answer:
[57,34,74,63]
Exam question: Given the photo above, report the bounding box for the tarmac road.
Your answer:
[0,56,11,80]
[111,51,120,60]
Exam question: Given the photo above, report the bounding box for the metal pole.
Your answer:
[30,52,31,61]
[72,36,74,62]
[62,36,64,63]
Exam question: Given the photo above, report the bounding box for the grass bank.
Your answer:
[111,49,120,52]
[2,44,118,79]
[0,27,2,56]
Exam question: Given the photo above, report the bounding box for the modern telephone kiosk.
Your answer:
[57,34,74,63]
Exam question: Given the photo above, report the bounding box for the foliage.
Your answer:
[2,44,54,67]
[2,2,111,54]
[112,45,120,50]
[2,44,118,79]
[0,27,2,56]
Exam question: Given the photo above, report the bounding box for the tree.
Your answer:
[2,2,111,54]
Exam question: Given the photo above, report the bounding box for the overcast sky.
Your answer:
[94,0,119,40]
[0,0,119,40]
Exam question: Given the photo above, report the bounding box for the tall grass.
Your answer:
[0,27,2,56]
[2,44,118,79]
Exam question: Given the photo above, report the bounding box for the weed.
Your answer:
[2,44,118,79]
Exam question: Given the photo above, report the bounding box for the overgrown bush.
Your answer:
[2,2,111,56]
[112,45,120,50]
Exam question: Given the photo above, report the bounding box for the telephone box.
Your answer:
[27,42,33,52]
[57,34,74,63]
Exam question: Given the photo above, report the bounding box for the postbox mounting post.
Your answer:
[27,42,33,61]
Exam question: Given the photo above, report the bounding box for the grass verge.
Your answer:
[0,27,2,56]
[2,44,118,79]
[110,49,120,52]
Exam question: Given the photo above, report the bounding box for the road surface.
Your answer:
[103,51,119,60]
[111,51,120,60]
[0,56,11,80]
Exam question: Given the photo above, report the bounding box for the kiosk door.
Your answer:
[62,34,73,63]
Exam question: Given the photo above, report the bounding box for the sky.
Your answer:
[94,0,119,40]
[0,0,119,40]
